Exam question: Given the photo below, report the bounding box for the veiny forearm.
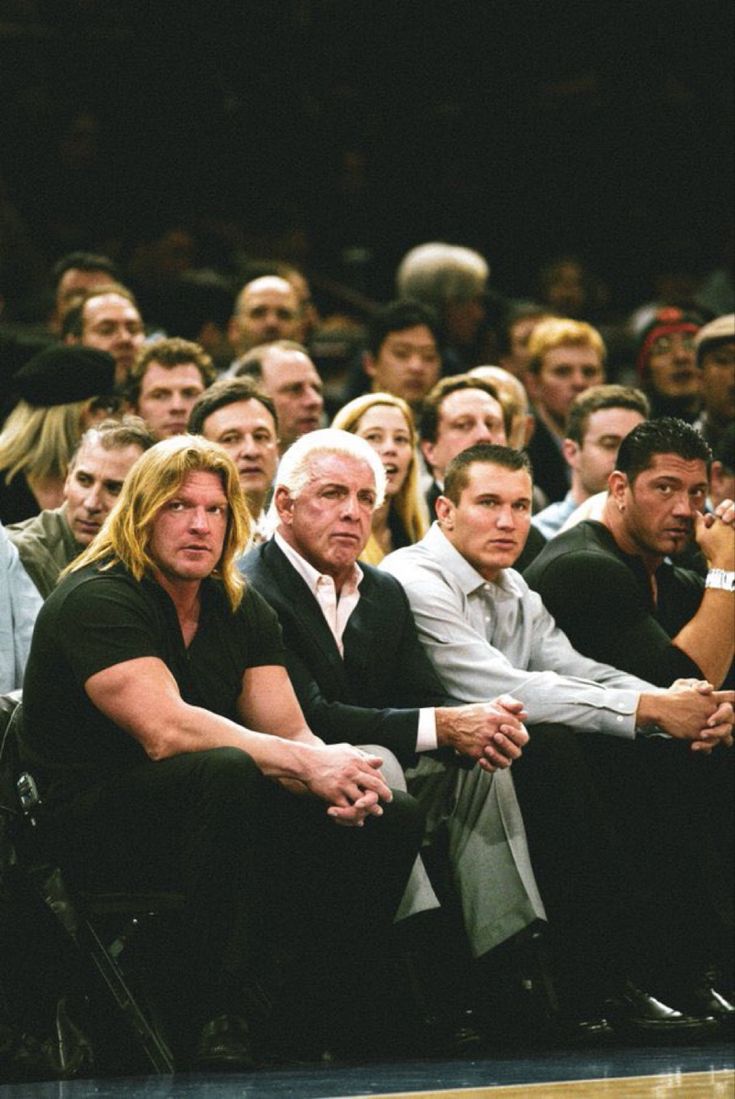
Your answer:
[126,695,316,781]
[671,590,734,688]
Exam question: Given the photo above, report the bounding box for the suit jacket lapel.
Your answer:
[262,541,353,696]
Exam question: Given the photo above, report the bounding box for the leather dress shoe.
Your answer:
[193,1014,254,1071]
[679,982,735,1031]
[606,982,719,1043]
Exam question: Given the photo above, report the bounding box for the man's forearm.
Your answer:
[140,699,319,781]
[672,589,734,688]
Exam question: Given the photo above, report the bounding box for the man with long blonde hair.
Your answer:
[18,434,424,1069]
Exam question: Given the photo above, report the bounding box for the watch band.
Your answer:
[705,568,735,593]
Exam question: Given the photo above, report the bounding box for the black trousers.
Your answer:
[36,747,425,1024]
[511,724,734,1002]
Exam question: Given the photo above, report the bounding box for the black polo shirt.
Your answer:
[20,560,285,805]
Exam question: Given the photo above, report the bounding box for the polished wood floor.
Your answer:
[1,1042,732,1098]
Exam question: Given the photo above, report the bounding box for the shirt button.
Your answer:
[616,715,624,723]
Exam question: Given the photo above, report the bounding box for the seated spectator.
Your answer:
[228,275,301,364]
[496,304,555,382]
[532,385,649,540]
[126,337,216,441]
[711,422,735,510]
[524,318,606,505]
[382,443,734,1030]
[241,429,540,1040]
[693,313,735,451]
[536,255,607,323]
[420,374,507,518]
[420,375,544,570]
[62,286,146,387]
[635,306,704,422]
[235,341,324,451]
[0,347,117,524]
[241,261,320,346]
[154,270,237,375]
[0,521,42,692]
[469,365,534,450]
[18,434,424,1069]
[189,377,279,541]
[396,242,498,372]
[525,419,734,690]
[332,393,429,563]
[48,251,122,335]
[7,416,153,597]
[359,300,442,410]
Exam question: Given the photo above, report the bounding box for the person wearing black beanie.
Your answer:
[0,346,118,524]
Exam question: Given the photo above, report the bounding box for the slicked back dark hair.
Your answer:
[367,299,441,357]
[444,444,533,504]
[615,417,712,483]
[188,376,278,436]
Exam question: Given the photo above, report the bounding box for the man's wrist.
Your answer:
[705,568,735,593]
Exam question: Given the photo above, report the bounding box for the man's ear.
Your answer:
[435,494,454,528]
[562,437,579,470]
[273,485,293,525]
[608,469,628,506]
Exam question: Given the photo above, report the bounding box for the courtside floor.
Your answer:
[1,1039,732,1098]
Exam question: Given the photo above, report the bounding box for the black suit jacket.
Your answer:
[241,539,455,766]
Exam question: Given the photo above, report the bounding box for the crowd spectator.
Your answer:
[332,393,429,563]
[7,417,153,597]
[531,385,649,540]
[126,338,216,441]
[0,347,117,524]
[235,341,324,451]
[525,318,606,505]
[62,287,146,387]
[189,377,280,542]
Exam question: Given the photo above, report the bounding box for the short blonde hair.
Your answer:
[332,393,428,550]
[68,434,251,610]
[527,318,606,375]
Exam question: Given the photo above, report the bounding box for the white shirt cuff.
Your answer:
[416,708,438,752]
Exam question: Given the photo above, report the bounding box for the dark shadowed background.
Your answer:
[0,0,732,320]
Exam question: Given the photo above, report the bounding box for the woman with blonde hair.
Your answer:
[0,346,118,523]
[332,392,428,564]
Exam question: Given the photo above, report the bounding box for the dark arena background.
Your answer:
[0,1,733,1096]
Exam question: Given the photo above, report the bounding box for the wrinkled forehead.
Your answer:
[305,451,376,489]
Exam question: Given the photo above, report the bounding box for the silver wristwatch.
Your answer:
[705,568,735,593]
